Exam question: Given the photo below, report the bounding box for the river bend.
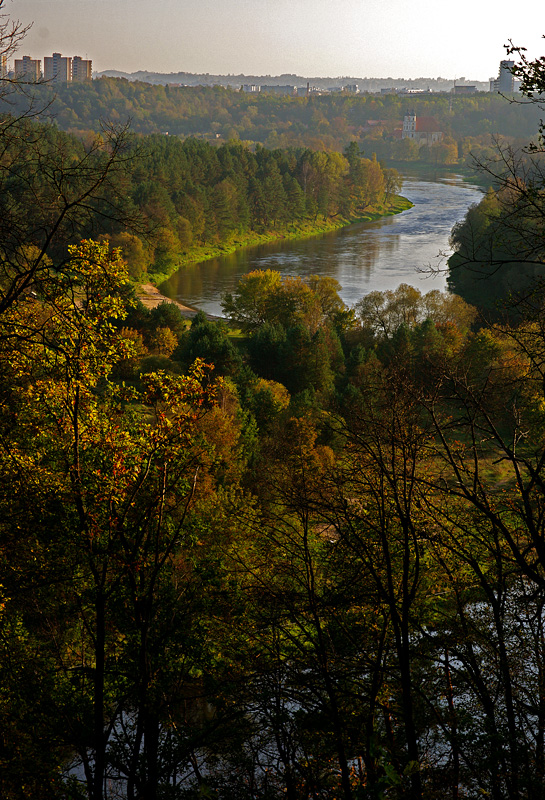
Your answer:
[160,174,483,317]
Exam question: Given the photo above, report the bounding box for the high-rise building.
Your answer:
[44,53,72,83]
[14,55,42,81]
[72,56,92,81]
[492,60,515,93]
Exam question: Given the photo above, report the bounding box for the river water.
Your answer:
[160,173,483,317]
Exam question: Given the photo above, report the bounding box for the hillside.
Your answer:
[4,77,539,158]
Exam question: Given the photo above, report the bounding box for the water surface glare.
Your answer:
[160,174,483,317]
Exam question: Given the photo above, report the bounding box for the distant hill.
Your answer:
[4,75,537,159]
[96,69,490,93]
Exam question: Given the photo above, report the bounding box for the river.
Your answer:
[159,173,484,317]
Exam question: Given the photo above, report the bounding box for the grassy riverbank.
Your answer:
[146,195,413,285]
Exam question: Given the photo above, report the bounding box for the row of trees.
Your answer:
[0,108,402,282]
[9,76,542,154]
[114,137,401,278]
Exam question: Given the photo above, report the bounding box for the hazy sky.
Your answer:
[6,0,545,79]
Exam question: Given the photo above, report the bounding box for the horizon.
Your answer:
[9,0,545,81]
[95,68,489,86]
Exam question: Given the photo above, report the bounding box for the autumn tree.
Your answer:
[448,42,545,316]
[0,240,240,799]
[0,103,139,316]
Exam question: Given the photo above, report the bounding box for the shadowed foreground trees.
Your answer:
[5,254,545,798]
[0,76,141,314]
[236,320,545,799]
[0,241,242,799]
[448,43,545,318]
[4,243,545,798]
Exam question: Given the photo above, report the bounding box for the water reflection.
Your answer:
[160,174,483,316]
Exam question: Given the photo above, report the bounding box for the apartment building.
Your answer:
[72,56,92,81]
[492,60,515,93]
[14,55,42,80]
[42,53,93,82]
[44,53,72,82]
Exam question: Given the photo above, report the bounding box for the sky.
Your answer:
[5,0,545,80]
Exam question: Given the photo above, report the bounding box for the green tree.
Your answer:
[221,269,282,331]
[177,310,242,376]
[0,240,235,799]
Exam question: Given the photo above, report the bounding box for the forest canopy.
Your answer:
[2,75,542,164]
[4,5,545,797]
[0,119,405,282]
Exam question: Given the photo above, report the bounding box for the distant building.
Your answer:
[1,54,8,78]
[452,84,477,95]
[241,84,260,93]
[44,53,72,82]
[72,56,92,81]
[259,85,297,96]
[14,56,42,80]
[399,87,431,95]
[401,111,443,145]
[492,60,515,93]
[298,83,323,96]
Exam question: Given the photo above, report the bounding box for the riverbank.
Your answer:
[136,283,199,318]
[146,195,413,286]
[386,161,493,188]
[155,175,484,317]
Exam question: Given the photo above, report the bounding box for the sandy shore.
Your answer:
[136,283,203,318]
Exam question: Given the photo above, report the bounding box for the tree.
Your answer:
[177,310,242,376]
[221,269,283,331]
[0,2,141,317]
[222,270,348,336]
[356,284,476,341]
[0,3,30,91]
[448,42,545,316]
[505,41,545,146]
[0,241,238,799]
[384,167,403,201]
[225,415,358,800]
[105,231,148,280]
[0,118,140,315]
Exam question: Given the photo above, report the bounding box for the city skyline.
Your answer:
[8,0,545,80]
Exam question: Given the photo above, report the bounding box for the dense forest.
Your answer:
[0,106,405,282]
[4,6,545,799]
[448,146,545,315]
[110,136,405,280]
[7,76,543,163]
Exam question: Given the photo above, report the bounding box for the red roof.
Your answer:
[415,116,441,132]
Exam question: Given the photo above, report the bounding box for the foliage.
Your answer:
[0,105,140,314]
[6,76,542,158]
[448,168,545,315]
[7,10,545,800]
[0,240,233,798]
[447,46,545,317]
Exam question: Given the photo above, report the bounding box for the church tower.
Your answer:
[402,111,417,139]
